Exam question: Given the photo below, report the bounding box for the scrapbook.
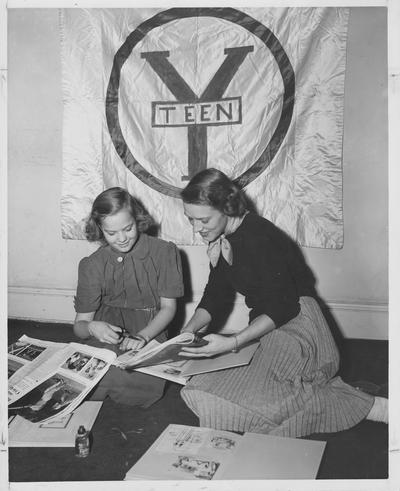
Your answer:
[125,424,327,480]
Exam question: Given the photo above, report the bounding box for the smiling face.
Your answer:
[101,207,138,253]
[183,203,228,243]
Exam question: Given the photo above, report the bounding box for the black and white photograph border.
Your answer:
[1,0,399,491]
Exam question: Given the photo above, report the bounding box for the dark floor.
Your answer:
[7,319,388,481]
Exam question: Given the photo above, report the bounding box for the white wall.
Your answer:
[8,7,388,339]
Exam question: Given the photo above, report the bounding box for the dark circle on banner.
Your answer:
[106,8,295,197]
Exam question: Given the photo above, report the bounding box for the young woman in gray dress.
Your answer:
[179,168,387,437]
[73,187,183,407]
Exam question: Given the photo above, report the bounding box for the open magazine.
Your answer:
[8,333,259,422]
[114,332,259,385]
[8,335,115,424]
[131,341,260,385]
[113,332,208,369]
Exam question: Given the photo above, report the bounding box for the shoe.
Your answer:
[366,396,388,424]
[350,380,388,398]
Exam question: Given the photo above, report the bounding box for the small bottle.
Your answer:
[75,425,90,458]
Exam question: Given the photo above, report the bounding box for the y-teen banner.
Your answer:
[60,7,349,247]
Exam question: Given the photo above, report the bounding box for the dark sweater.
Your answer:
[197,213,317,328]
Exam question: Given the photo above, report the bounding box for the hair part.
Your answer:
[85,187,155,243]
[181,168,248,217]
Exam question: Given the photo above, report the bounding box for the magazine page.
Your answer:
[8,335,69,401]
[113,339,161,368]
[130,342,259,384]
[134,359,189,385]
[8,339,115,404]
[180,341,260,377]
[8,342,116,423]
[125,424,243,481]
[114,332,206,369]
[8,335,68,381]
[8,401,103,447]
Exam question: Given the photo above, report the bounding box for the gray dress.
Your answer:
[75,233,184,407]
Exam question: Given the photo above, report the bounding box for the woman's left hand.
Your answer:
[179,334,234,358]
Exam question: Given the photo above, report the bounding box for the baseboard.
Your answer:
[8,287,76,324]
[8,286,388,340]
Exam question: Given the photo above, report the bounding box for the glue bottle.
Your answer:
[75,425,90,458]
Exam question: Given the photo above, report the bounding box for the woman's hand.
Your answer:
[180,308,212,336]
[119,335,147,352]
[87,321,122,345]
[179,333,235,358]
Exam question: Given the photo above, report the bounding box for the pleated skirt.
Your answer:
[181,297,374,437]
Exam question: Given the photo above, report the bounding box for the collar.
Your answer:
[106,233,150,263]
[207,213,248,267]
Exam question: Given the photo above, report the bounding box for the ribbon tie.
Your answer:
[207,213,247,267]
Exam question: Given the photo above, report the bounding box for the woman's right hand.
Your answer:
[179,333,234,358]
[87,321,122,345]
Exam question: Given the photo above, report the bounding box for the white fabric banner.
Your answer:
[60,7,349,247]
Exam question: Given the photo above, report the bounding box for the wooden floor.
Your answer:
[7,318,388,481]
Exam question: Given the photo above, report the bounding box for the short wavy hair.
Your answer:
[85,187,155,244]
[181,168,248,217]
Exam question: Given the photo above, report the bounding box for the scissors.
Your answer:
[118,327,146,344]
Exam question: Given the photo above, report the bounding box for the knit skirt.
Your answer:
[180,296,374,438]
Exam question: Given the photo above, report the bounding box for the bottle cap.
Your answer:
[77,425,86,434]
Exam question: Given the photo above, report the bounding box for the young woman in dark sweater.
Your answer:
[179,168,387,437]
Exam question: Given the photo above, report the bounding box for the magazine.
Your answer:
[8,333,259,423]
[8,335,115,423]
[124,424,327,481]
[8,336,69,382]
[133,341,260,385]
[113,332,208,369]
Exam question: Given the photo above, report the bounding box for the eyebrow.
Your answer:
[103,221,135,233]
[184,212,210,220]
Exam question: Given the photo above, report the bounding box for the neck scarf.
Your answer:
[207,213,248,267]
